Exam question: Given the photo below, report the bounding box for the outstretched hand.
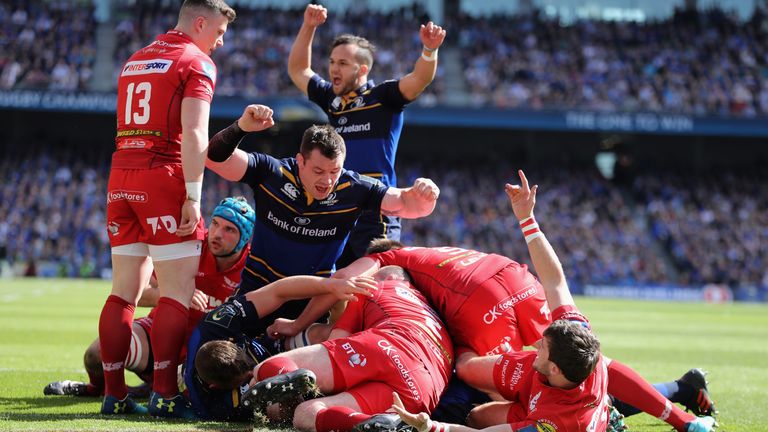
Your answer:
[391,392,430,432]
[326,276,377,302]
[419,21,446,50]
[504,169,538,221]
[266,318,297,338]
[303,4,327,27]
[237,104,274,133]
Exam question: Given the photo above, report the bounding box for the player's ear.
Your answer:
[296,152,305,166]
[358,63,369,78]
[194,15,206,33]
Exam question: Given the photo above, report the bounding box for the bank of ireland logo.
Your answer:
[281,183,299,200]
[338,116,348,125]
[294,216,310,226]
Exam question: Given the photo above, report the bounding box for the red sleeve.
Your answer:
[183,53,216,102]
[551,304,590,329]
[332,296,364,334]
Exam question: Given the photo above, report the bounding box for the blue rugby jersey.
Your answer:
[184,299,277,421]
[236,152,388,297]
[307,75,409,188]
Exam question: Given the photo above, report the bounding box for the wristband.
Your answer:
[421,46,438,62]
[185,181,202,202]
[423,419,450,432]
[519,216,543,243]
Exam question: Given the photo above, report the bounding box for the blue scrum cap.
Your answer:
[211,197,255,253]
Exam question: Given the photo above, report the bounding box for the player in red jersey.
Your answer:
[46,197,253,399]
[383,170,716,432]
[200,266,453,432]
[100,0,237,417]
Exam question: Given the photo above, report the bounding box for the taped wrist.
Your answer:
[208,121,247,162]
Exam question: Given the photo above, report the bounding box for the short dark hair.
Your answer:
[195,340,252,389]
[366,238,405,255]
[332,34,375,69]
[375,265,412,282]
[180,0,236,23]
[300,124,346,160]
[543,320,601,384]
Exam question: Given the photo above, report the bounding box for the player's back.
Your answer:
[113,30,217,169]
[371,246,514,311]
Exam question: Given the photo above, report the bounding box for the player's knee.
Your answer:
[293,399,325,431]
[83,339,102,374]
[466,405,489,428]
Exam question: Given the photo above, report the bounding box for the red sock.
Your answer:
[608,360,695,431]
[98,295,134,399]
[150,297,189,398]
[257,356,299,380]
[315,406,372,432]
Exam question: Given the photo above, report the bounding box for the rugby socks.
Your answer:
[256,356,299,380]
[98,295,134,400]
[607,360,695,431]
[315,406,371,432]
[150,297,189,398]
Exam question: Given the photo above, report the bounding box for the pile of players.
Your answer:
[45,1,717,431]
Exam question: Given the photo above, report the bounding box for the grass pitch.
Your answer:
[0,278,766,431]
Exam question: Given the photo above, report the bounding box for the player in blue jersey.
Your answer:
[184,273,376,420]
[287,4,447,267]
[206,104,439,329]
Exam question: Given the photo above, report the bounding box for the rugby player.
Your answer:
[102,0,236,416]
[288,4,447,267]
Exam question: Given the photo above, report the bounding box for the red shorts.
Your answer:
[106,165,205,247]
[322,328,447,414]
[452,263,550,355]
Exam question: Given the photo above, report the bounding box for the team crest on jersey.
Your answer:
[121,59,173,76]
[281,183,299,200]
[535,420,558,432]
[529,391,542,413]
[205,303,236,328]
[349,97,364,109]
[200,61,216,82]
[318,193,338,206]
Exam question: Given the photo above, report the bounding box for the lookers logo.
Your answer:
[108,190,148,203]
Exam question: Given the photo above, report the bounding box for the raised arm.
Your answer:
[505,170,574,310]
[398,22,446,101]
[206,104,274,181]
[380,177,439,219]
[288,4,327,95]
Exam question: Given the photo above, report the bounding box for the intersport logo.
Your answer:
[108,190,148,203]
[121,59,173,76]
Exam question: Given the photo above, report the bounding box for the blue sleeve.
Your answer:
[240,152,276,186]
[307,74,334,108]
[355,173,388,213]
[373,79,410,110]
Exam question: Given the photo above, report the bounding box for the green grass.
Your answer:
[1,279,766,431]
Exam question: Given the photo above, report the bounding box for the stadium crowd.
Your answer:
[2,148,765,293]
[4,2,768,117]
[0,1,96,91]
[111,2,443,104]
[454,7,768,115]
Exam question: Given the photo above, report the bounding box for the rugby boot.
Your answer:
[148,391,196,419]
[677,368,716,416]
[352,413,417,432]
[44,380,89,396]
[685,416,717,432]
[242,368,319,412]
[100,394,148,415]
